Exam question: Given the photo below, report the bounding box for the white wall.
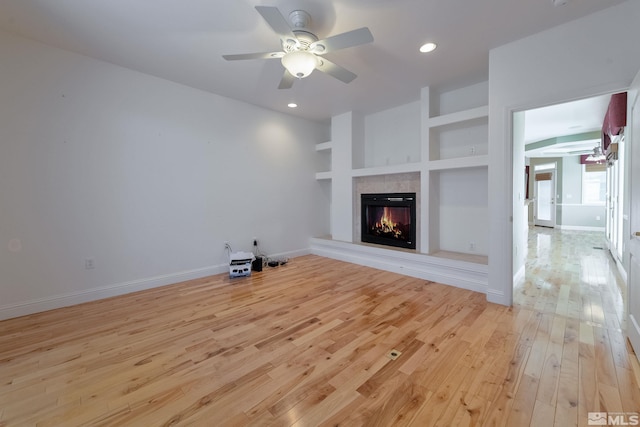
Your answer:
[330,112,356,242]
[433,81,488,116]
[488,0,640,305]
[363,102,421,167]
[438,168,488,255]
[560,156,606,229]
[0,31,329,319]
[512,111,526,277]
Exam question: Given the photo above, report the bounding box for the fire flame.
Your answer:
[374,207,403,238]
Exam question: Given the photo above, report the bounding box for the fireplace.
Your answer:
[361,193,416,249]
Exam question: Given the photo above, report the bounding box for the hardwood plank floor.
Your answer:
[1,227,639,426]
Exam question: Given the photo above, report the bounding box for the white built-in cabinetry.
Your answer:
[311,82,488,292]
[427,105,488,169]
[315,141,332,180]
[425,93,488,263]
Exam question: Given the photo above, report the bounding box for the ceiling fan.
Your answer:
[222,6,373,89]
[565,148,596,155]
[585,145,606,161]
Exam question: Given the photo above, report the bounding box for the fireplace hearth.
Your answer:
[361,193,416,249]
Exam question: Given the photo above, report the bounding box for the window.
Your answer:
[582,164,606,205]
[534,162,556,171]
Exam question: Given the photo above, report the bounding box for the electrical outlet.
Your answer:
[469,242,476,251]
[84,258,95,269]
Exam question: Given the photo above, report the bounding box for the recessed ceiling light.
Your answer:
[287,103,298,108]
[419,42,437,53]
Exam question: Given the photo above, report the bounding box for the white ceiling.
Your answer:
[523,94,612,157]
[0,0,627,123]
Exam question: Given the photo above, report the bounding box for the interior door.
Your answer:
[534,170,556,227]
[607,160,619,257]
[627,69,640,363]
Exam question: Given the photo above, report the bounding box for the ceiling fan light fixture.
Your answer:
[586,145,605,161]
[419,42,437,53]
[281,50,318,79]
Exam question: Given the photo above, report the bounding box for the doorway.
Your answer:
[533,166,556,228]
[514,93,614,298]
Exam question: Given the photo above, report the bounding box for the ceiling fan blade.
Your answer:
[255,6,297,41]
[310,27,373,54]
[222,51,284,61]
[316,58,357,84]
[278,70,296,89]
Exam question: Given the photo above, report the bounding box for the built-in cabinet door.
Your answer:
[534,170,556,228]
[627,68,640,364]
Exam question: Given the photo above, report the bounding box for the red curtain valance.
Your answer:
[602,92,627,150]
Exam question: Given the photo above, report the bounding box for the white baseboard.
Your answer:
[612,252,628,283]
[0,248,310,321]
[617,261,628,283]
[557,225,605,232]
[0,264,227,321]
[513,264,526,284]
[260,248,309,261]
[486,288,510,306]
[309,238,488,295]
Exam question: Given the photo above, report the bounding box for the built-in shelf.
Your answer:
[315,141,332,178]
[428,155,488,171]
[428,106,488,163]
[315,171,332,180]
[428,166,488,258]
[351,162,422,177]
[315,141,332,151]
[428,105,488,128]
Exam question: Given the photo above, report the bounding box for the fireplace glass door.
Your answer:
[361,193,416,249]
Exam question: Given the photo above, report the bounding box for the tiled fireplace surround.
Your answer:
[353,172,420,249]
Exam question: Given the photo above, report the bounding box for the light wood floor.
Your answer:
[1,228,639,426]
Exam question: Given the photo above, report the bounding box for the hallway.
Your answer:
[513,226,639,424]
[516,227,626,324]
